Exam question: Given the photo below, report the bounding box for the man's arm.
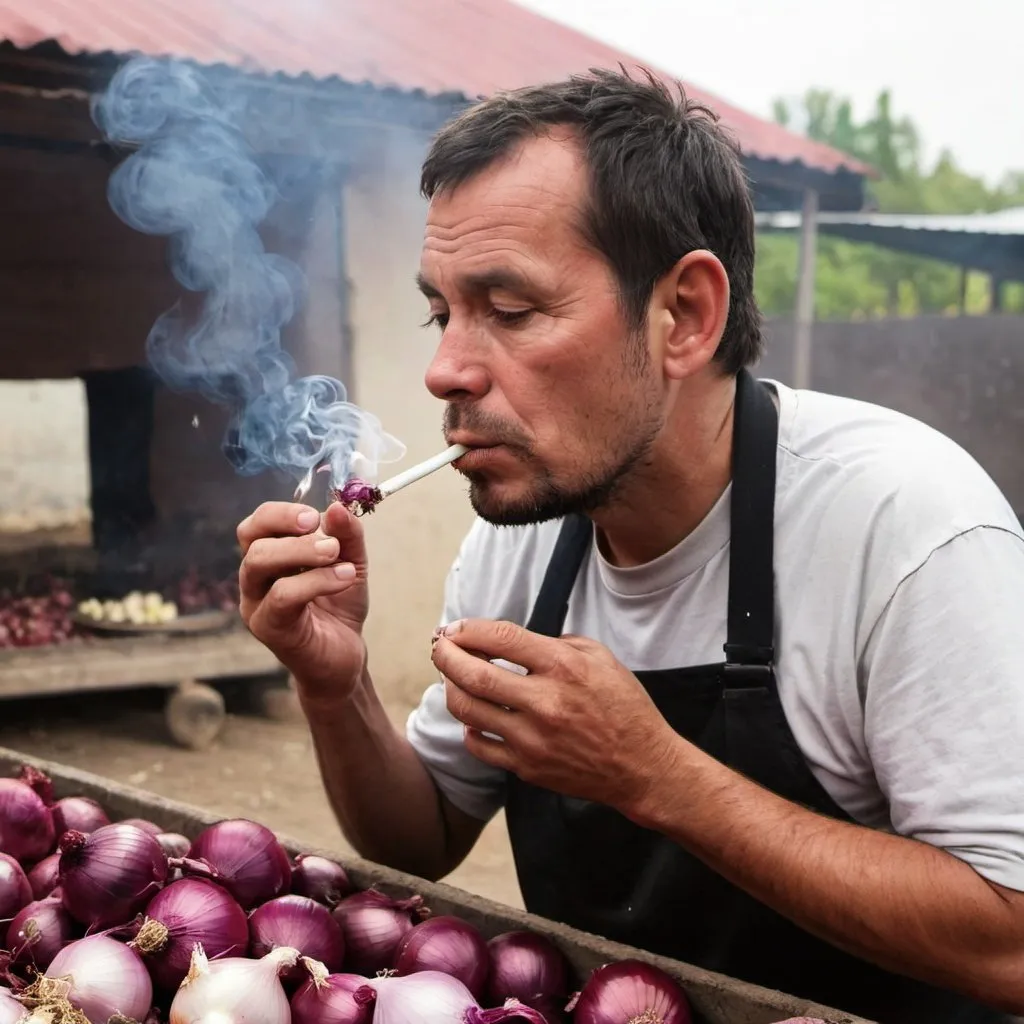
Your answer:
[432,519,1024,1013]
[626,738,1024,1011]
[300,667,486,882]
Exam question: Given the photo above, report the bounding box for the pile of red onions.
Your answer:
[0,579,77,649]
[0,763,829,1024]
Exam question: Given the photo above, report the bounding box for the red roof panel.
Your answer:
[0,0,871,177]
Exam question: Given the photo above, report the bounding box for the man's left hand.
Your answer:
[429,618,679,814]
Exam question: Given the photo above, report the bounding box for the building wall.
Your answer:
[343,127,476,699]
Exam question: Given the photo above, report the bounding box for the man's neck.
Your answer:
[592,377,737,568]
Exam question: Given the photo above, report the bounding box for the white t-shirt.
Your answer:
[406,380,1024,892]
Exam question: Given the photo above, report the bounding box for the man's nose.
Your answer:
[424,322,490,402]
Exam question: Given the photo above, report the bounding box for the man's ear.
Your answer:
[650,249,731,380]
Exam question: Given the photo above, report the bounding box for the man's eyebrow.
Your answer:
[415,272,442,299]
[415,269,535,299]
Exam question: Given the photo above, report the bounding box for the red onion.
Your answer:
[51,797,110,837]
[487,931,570,1011]
[0,989,23,1024]
[367,971,547,1024]
[131,878,249,991]
[251,895,345,984]
[291,960,377,1024]
[119,817,163,836]
[0,777,55,863]
[332,889,427,974]
[156,832,191,859]
[16,765,53,806]
[41,934,152,1022]
[0,853,31,921]
[6,896,77,969]
[169,944,299,1024]
[187,819,291,909]
[395,915,489,998]
[58,824,168,928]
[567,961,692,1024]
[26,854,60,900]
[292,854,351,906]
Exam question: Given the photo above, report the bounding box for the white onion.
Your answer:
[169,942,300,1024]
[44,935,152,1023]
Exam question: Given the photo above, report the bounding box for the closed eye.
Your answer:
[490,308,533,326]
[421,311,449,330]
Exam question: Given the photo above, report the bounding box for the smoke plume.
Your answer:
[92,56,405,491]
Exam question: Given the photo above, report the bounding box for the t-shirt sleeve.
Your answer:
[405,527,508,822]
[861,524,1024,891]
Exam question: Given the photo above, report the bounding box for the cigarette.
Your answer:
[333,443,469,515]
[377,444,469,498]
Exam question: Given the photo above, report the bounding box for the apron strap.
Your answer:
[525,514,592,638]
[723,368,779,683]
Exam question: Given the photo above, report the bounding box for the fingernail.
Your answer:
[297,509,319,530]
[431,626,445,647]
[443,619,463,636]
[315,537,340,557]
[334,563,356,580]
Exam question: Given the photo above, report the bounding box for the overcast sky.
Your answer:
[515,0,1024,184]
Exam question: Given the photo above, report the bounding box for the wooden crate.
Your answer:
[0,747,870,1024]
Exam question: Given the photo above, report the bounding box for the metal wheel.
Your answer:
[164,680,226,750]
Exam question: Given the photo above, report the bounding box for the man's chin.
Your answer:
[466,479,589,528]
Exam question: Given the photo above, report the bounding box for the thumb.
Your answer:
[322,501,370,572]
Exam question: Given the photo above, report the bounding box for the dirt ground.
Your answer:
[0,682,523,909]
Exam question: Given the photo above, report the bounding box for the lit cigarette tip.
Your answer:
[333,444,468,516]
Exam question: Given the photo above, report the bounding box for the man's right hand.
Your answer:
[237,501,369,701]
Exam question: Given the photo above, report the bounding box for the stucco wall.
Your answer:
[343,127,476,698]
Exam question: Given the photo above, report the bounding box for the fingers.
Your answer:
[463,726,515,771]
[443,676,514,734]
[237,502,322,554]
[323,502,370,574]
[440,618,567,677]
[251,563,359,633]
[239,533,344,603]
[431,637,534,710]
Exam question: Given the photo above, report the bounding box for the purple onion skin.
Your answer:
[332,890,423,975]
[58,824,169,928]
[394,915,489,999]
[51,797,110,836]
[250,894,345,985]
[570,960,692,1024]
[140,877,249,991]
[291,971,376,1024]
[292,854,351,906]
[156,832,191,859]
[27,852,61,899]
[6,895,78,970]
[0,778,56,863]
[0,852,32,920]
[486,931,570,1009]
[119,818,163,837]
[188,819,292,909]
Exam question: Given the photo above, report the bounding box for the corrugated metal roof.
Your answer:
[0,0,871,179]
[757,208,1024,235]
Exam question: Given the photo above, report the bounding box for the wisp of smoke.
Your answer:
[92,56,405,490]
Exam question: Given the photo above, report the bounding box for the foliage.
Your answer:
[757,89,1024,318]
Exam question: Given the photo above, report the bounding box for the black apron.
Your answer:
[505,369,1009,1024]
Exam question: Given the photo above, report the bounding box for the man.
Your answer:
[237,70,1024,1022]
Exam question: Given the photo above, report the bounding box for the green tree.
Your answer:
[756,89,1024,318]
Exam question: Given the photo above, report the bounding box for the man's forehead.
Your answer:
[426,133,587,227]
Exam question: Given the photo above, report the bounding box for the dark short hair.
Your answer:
[420,67,762,374]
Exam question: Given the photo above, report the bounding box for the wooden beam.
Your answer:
[792,187,819,390]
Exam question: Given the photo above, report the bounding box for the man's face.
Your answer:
[419,132,665,526]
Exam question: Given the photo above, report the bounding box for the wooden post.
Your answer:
[792,187,819,390]
[959,266,969,314]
